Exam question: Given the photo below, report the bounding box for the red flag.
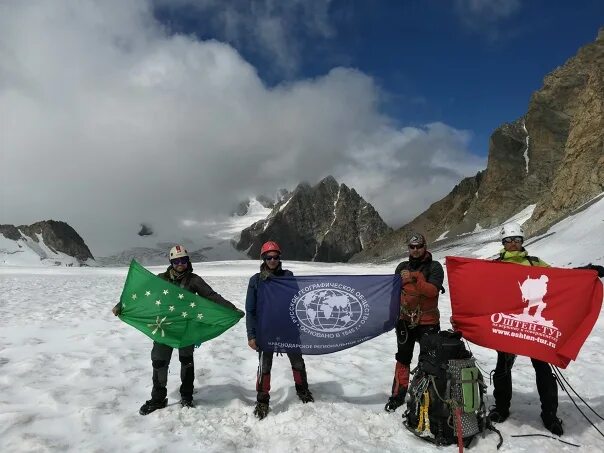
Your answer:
[447,256,603,368]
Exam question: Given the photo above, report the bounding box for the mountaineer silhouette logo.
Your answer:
[490,274,560,348]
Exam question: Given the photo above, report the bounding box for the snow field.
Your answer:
[1,194,604,452]
[1,263,603,452]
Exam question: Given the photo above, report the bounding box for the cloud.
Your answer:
[454,0,522,41]
[154,0,335,77]
[0,0,484,255]
[336,122,484,226]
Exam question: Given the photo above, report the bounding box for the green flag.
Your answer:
[118,260,243,348]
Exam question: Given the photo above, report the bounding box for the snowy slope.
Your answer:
[0,233,95,267]
[0,195,603,452]
[208,198,273,242]
[428,193,604,267]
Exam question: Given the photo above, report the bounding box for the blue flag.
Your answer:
[256,275,401,354]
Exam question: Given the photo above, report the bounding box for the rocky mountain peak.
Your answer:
[0,220,94,265]
[24,220,94,261]
[317,175,339,189]
[236,176,391,262]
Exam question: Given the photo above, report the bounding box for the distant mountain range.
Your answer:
[1,179,389,266]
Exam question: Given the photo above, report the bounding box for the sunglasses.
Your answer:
[171,257,189,265]
[408,244,425,250]
[264,255,281,262]
[502,236,523,244]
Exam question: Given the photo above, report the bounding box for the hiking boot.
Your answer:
[139,398,167,416]
[488,407,509,423]
[254,402,269,420]
[384,395,405,413]
[541,412,563,436]
[180,398,195,408]
[297,388,314,403]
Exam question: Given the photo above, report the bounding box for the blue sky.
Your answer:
[155,0,603,155]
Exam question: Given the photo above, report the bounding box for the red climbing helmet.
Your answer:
[260,241,281,257]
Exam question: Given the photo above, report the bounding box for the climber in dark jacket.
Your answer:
[112,245,241,415]
[385,232,444,412]
[246,240,313,420]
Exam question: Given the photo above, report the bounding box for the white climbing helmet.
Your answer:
[499,222,524,240]
[169,245,189,260]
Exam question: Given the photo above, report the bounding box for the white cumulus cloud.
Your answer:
[0,0,485,255]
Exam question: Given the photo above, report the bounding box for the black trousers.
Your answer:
[150,342,195,401]
[395,319,440,365]
[492,351,558,414]
[256,350,308,403]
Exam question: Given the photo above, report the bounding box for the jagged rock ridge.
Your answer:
[236,176,391,262]
[353,29,604,262]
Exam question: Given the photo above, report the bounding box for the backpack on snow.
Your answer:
[403,331,502,450]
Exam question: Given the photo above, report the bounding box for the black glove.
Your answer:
[575,264,604,278]
[591,265,604,278]
[112,302,122,316]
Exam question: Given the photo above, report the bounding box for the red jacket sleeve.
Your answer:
[410,271,439,298]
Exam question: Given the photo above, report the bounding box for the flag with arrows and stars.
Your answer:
[118,260,243,348]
